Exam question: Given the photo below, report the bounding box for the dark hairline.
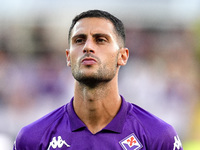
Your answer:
[69,17,123,47]
[68,10,125,48]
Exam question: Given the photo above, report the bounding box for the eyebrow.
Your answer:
[71,34,87,41]
[93,33,111,39]
[71,33,111,41]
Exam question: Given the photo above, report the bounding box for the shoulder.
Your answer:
[126,102,183,149]
[127,102,174,132]
[15,104,68,149]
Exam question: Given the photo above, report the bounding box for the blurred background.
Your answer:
[0,0,200,149]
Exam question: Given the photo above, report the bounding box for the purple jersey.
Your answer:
[14,96,183,150]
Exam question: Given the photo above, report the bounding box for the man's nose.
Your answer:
[83,39,95,54]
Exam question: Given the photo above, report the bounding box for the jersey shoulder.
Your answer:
[15,104,68,149]
[128,103,174,135]
[127,102,183,149]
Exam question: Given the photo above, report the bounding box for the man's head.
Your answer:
[68,9,125,48]
[66,10,128,87]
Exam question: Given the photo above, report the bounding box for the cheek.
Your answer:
[109,50,119,61]
[68,53,79,68]
[70,48,80,60]
[70,56,79,67]
[103,53,119,67]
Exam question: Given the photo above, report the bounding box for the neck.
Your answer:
[73,74,121,134]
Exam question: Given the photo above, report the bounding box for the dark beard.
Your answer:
[77,77,106,88]
[71,53,119,88]
[73,71,116,88]
[72,65,116,88]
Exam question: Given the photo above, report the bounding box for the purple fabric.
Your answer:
[14,96,183,150]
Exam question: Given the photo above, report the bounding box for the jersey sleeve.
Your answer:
[13,105,66,150]
[13,127,38,150]
[149,124,183,150]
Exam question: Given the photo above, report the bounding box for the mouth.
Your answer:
[81,57,97,65]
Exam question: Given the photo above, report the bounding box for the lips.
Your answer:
[81,57,97,65]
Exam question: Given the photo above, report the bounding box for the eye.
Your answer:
[96,37,107,43]
[75,38,85,44]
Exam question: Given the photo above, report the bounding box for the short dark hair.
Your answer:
[68,9,125,47]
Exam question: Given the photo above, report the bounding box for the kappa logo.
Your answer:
[47,136,70,150]
[173,135,182,150]
[119,133,143,150]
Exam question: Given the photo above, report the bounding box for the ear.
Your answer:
[117,48,129,66]
[66,49,71,67]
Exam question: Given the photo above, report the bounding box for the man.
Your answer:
[14,10,183,150]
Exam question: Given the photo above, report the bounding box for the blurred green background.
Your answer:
[0,0,200,149]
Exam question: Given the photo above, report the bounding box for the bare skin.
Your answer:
[66,18,129,134]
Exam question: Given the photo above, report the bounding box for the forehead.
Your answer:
[71,18,116,37]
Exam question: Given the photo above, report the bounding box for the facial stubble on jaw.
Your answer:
[71,54,119,88]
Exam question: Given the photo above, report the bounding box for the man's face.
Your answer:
[66,18,124,85]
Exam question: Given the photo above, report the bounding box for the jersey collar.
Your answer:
[67,96,128,133]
